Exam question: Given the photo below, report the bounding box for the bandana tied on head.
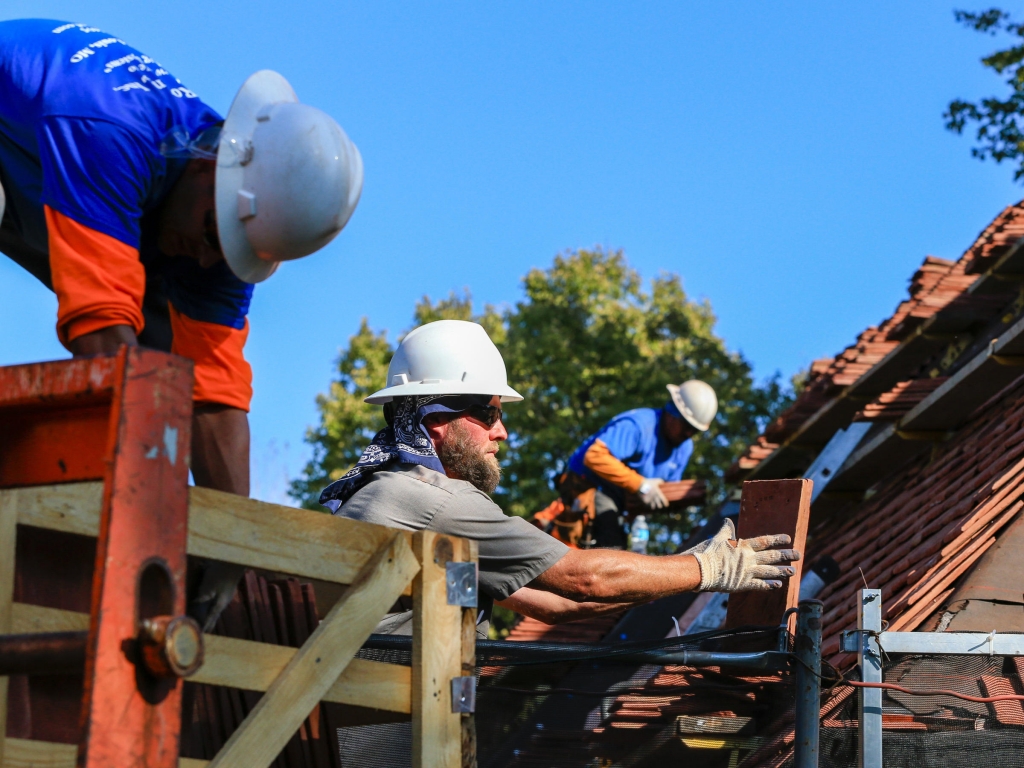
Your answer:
[319,394,494,512]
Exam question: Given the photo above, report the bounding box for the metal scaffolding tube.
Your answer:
[858,589,883,768]
[794,599,823,768]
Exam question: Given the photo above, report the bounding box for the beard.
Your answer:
[436,419,502,494]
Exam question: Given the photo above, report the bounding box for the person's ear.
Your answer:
[422,414,448,445]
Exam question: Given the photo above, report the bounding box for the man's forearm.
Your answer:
[498,587,635,625]
[530,548,702,604]
[191,404,250,496]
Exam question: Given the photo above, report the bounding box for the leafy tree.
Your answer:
[946,8,1024,180]
[291,249,792,535]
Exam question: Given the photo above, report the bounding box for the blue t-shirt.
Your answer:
[0,19,252,329]
[568,407,694,498]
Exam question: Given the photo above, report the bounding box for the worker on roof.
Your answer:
[320,320,799,635]
[0,19,362,626]
[551,380,717,549]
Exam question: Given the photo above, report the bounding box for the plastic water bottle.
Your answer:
[629,515,650,554]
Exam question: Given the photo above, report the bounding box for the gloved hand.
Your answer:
[691,518,799,592]
[188,561,246,632]
[638,478,669,509]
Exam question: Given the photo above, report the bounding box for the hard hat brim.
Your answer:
[365,381,524,405]
[216,70,298,284]
[666,383,712,432]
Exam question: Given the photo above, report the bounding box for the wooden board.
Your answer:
[724,479,811,630]
[412,532,464,768]
[0,739,208,768]
[7,482,412,591]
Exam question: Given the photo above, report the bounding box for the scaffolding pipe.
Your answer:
[0,631,87,675]
[794,599,823,768]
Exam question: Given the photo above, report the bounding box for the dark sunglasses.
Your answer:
[464,404,504,428]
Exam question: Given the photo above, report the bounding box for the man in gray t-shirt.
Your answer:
[320,320,801,633]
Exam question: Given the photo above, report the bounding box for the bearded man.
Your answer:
[320,320,800,637]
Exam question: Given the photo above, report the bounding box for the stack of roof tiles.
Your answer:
[853,376,949,422]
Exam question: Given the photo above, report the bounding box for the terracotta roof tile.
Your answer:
[853,377,949,422]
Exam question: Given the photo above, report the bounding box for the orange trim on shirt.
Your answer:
[583,439,645,492]
[169,304,253,411]
[46,206,145,346]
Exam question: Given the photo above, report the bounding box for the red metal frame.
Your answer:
[2,348,193,767]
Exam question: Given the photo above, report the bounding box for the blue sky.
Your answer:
[1,3,1021,503]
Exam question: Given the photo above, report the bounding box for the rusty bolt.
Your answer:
[138,615,204,678]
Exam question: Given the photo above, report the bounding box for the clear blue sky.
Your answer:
[1,3,1020,503]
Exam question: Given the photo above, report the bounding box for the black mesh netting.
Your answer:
[797,653,1024,768]
[341,626,796,768]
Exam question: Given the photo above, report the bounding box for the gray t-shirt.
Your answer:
[337,463,568,603]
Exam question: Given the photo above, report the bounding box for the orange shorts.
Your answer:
[46,206,252,411]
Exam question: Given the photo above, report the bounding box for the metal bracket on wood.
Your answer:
[451,676,476,713]
[446,561,477,607]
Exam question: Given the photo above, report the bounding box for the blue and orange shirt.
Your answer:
[568,408,694,500]
[0,19,253,410]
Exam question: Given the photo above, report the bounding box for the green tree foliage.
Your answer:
[291,249,792,528]
[946,8,1024,180]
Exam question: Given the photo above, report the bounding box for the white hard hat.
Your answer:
[365,320,523,404]
[667,380,718,431]
[216,70,364,284]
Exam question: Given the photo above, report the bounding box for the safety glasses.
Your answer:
[464,404,504,429]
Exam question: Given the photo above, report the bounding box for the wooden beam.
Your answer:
[11,603,90,634]
[0,738,208,768]
[4,482,102,538]
[197,635,411,713]
[724,479,811,631]
[412,531,464,768]
[208,532,420,768]
[10,603,411,712]
[9,482,413,591]
[0,490,16,768]
[459,538,478,768]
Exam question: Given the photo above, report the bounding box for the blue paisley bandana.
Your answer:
[319,394,493,512]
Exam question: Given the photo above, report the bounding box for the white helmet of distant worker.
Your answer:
[366,320,523,404]
[667,380,718,431]
[216,70,364,283]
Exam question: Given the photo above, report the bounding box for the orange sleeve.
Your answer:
[169,304,253,411]
[583,439,645,492]
[45,206,145,347]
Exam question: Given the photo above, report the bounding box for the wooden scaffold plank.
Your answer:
[413,531,465,768]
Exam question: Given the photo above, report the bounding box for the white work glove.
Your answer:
[691,518,799,592]
[638,478,669,509]
[189,561,246,632]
